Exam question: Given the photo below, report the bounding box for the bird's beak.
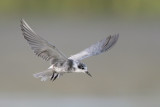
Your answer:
[85,71,92,77]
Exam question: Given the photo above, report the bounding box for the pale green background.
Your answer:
[0,0,160,107]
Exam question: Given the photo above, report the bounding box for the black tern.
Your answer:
[20,19,119,82]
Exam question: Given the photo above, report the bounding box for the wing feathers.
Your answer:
[20,19,67,63]
[69,34,119,61]
[21,19,119,62]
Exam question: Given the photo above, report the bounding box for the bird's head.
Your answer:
[75,62,92,77]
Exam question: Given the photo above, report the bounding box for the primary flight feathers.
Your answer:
[21,19,119,63]
[20,19,67,64]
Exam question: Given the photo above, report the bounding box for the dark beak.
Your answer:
[85,71,92,77]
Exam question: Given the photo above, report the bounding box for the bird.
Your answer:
[20,19,119,82]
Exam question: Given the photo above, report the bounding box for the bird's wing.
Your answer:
[69,34,119,61]
[20,19,67,64]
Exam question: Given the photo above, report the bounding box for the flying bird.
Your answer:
[20,19,119,82]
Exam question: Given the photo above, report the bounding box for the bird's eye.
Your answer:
[78,65,81,69]
[78,65,84,70]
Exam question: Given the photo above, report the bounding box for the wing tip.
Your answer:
[20,18,27,31]
[110,33,119,38]
[20,18,37,35]
[20,18,25,25]
[109,33,119,43]
[106,33,119,44]
[106,33,119,41]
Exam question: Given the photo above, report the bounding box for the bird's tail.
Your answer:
[33,69,53,81]
[33,69,61,82]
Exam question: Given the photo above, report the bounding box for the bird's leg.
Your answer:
[50,72,55,80]
[50,71,59,82]
[52,74,58,81]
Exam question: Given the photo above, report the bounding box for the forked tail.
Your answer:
[33,69,61,81]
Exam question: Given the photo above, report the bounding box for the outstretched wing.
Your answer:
[20,19,67,64]
[69,34,119,61]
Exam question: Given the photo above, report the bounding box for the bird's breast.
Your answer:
[54,67,65,72]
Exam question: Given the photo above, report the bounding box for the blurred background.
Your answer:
[0,0,160,107]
